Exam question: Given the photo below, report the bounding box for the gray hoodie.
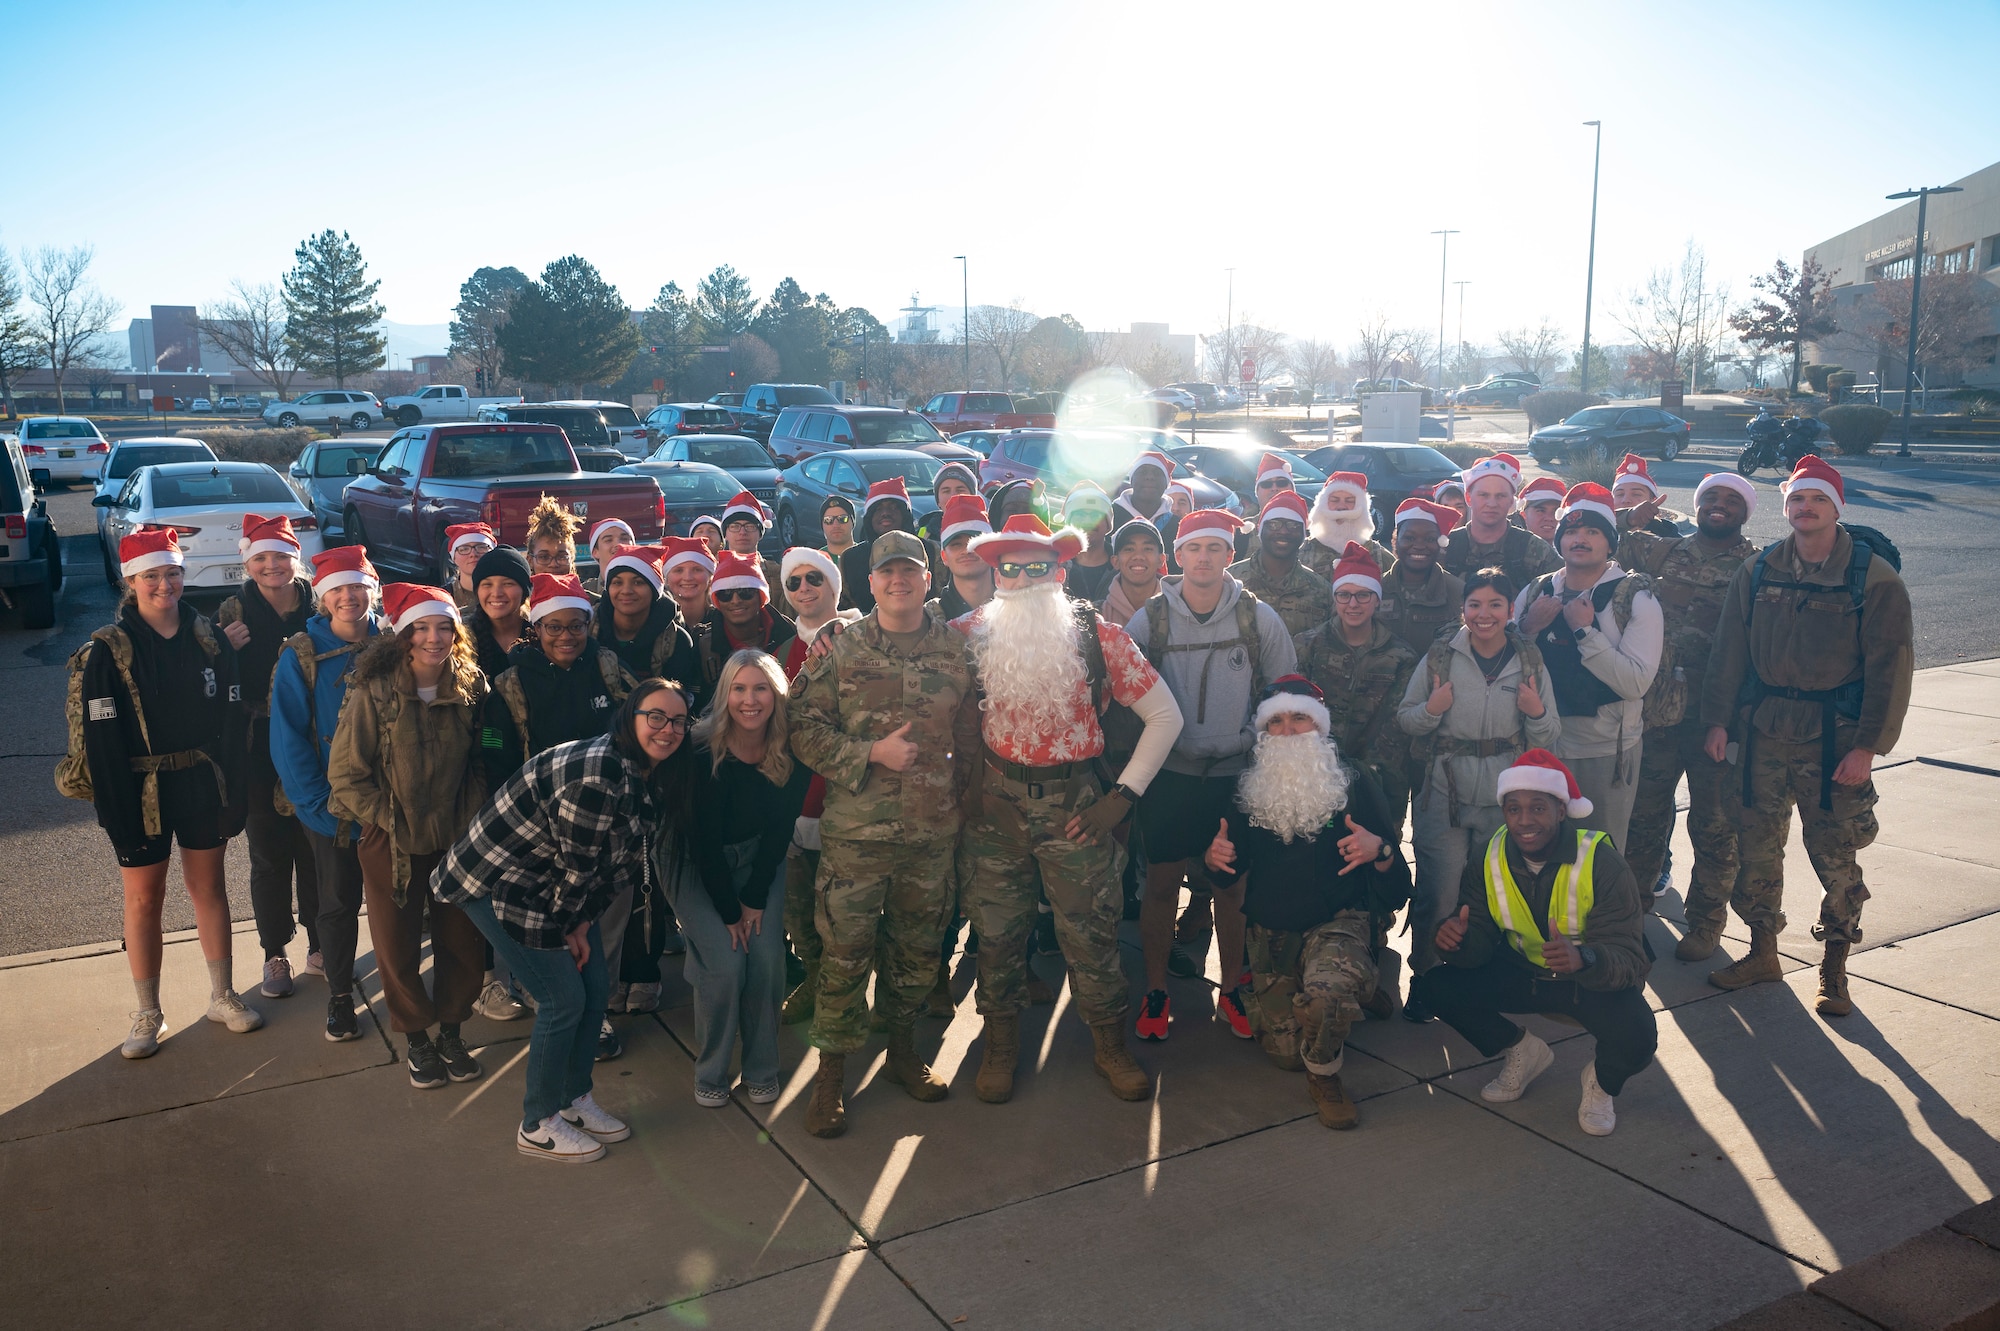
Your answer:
[1126,574,1297,777]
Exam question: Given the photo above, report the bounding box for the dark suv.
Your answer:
[766,405,954,465]
[483,403,632,470]
[1,435,62,627]
[731,383,839,442]
[643,402,738,437]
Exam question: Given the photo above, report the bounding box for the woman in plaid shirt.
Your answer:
[436,678,700,1164]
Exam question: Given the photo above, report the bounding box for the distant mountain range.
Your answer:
[381,321,451,364]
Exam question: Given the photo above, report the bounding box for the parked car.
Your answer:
[1352,378,1435,408]
[1449,376,1542,407]
[608,459,751,538]
[1,433,62,627]
[772,449,945,549]
[215,396,241,412]
[730,383,839,442]
[642,402,739,437]
[707,391,745,409]
[1299,441,1464,531]
[943,429,1009,459]
[381,384,523,427]
[283,438,387,542]
[918,391,1058,435]
[766,405,950,465]
[482,402,650,459]
[978,428,1238,513]
[551,400,649,457]
[94,461,323,593]
[235,395,264,413]
[1167,440,1327,509]
[339,422,664,584]
[1147,387,1200,413]
[18,416,110,487]
[1164,382,1224,411]
[1529,404,1691,465]
[263,390,381,430]
[189,399,213,413]
[95,438,221,550]
[642,433,781,512]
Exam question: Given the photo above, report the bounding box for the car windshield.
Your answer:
[850,414,944,445]
[774,386,838,408]
[685,439,771,468]
[26,421,100,440]
[313,444,384,478]
[680,408,733,426]
[430,431,573,478]
[1381,446,1461,474]
[151,469,295,508]
[858,457,943,488]
[651,469,741,503]
[597,406,642,427]
[1562,408,1624,427]
[505,411,606,445]
[109,444,213,479]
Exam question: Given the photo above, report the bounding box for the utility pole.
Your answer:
[954,256,969,388]
[1887,185,1961,457]
[1580,120,1602,394]
[1431,230,1458,391]
[1454,280,1471,359]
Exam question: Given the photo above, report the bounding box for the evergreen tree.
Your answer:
[694,264,759,337]
[634,280,697,398]
[281,230,386,386]
[752,277,841,383]
[496,255,640,396]
[448,265,528,394]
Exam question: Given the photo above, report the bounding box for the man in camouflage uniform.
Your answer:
[1613,473,1758,950]
[1377,498,1465,657]
[788,531,981,1137]
[1230,490,1333,636]
[1701,457,1913,1019]
[1443,453,1563,589]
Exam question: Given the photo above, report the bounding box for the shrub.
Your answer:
[1827,371,1856,399]
[1568,450,1620,487]
[1820,404,1893,456]
[1436,442,1496,467]
[177,426,320,466]
[1522,390,1605,432]
[1949,388,2000,416]
[1803,364,1842,394]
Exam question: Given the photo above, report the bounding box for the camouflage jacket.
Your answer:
[1616,528,1756,709]
[1292,618,1419,770]
[1300,535,1396,584]
[1443,524,1561,588]
[789,608,980,844]
[1376,563,1464,657]
[1227,555,1333,637]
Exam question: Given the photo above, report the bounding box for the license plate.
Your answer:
[221,565,242,582]
[58,448,76,458]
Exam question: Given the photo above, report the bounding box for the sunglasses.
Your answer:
[636,709,690,733]
[823,512,853,525]
[785,571,826,591]
[996,560,1057,579]
[714,588,764,604]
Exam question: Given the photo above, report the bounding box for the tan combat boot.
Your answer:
[1090,1022,1153,1101]
[1815,940,1853,1018]
[883,1025,949,1102]
[1708,926,1784,990]
[974,1013,1020,1103]
[805,1054,847,1138]
[1675,920,1724,963]
[1307,1073,1359,1130]
[781,963,818,1025]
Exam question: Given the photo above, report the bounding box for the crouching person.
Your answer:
[1416,749,1657,1137]
[1202,676,1410,1129]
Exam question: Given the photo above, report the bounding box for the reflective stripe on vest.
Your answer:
[1482,827,1604,970]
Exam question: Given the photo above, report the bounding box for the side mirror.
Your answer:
[92,493,116,508]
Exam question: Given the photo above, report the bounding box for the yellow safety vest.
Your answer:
[1482,827,1605,970]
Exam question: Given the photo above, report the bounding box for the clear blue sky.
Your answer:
[7,0,1998,356]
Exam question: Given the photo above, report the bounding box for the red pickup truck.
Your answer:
[341,422,664,583]
[919,391,1057,435]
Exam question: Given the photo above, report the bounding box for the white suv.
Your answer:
[19,416,110,487]
[263,391,380,430]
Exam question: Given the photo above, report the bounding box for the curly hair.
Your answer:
[526,493,583,549]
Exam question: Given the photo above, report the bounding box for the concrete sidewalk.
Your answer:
[3,664,1999,1330]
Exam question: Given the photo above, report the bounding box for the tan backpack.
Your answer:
[55,617,222,804]
[268,631,365,818]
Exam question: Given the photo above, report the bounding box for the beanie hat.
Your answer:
[661,535,716,576]
[1063,480,1114,527]
[1257,489,1310,531]
[710,551,769,602]
[1329,541,1383,597]
[1461,453,1521,493]
[237,513,302,560]
[939,493,994,545]
[382,583,459,633]
[526,573,593,623]
[471,546,533,599]
[588,517,636,549]
[1394,497,1459,537]
[1781,455,1844,514]
[446,522,497,556]
[860,476,912,521]
[1612,453,1660,498]
[1694,472,1757,516]
[1496,748,1592,818]
[120,527,184,577]
[1556,482,1617,539]
[1517,476,1567,509]
[932,461,980,499]
[780,545,842,602]
[601,544,664,596]
[1173,508,1247,553]
[1253,674,1331,736]
[310,545,378,594]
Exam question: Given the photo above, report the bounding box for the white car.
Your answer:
[18,416,110,487]
[190,398,213,413]
[94,460,323,591]
[263,390,380,430]
[93,437,221,553]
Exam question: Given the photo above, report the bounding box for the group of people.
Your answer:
[66,436,1912,1158]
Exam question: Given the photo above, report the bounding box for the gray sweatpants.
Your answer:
[1563,750,1640,855]
[672,839,787,1093]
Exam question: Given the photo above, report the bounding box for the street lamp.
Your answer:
[1580,120,1602,394]
[953,256,969,388]
[1885,185,1962,457]
[1454,280,1471,359]
[1431,229,1458,392]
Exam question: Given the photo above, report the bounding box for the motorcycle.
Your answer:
[1738,413,1823,476]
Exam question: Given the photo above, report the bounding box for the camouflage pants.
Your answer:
[809,836,956,1054]
[1246,911,1376,1074]
[1626,719,1738,926]
[1732,729,1880,945]
[959,769,1128,1026]
[784,848,821,973]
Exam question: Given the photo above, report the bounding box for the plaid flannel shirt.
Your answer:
[434,734,654,950]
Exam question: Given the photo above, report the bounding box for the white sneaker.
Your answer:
[1480,1031,1553,1103]
[122,1008,166,1059]
[606,982,630,1014]
[517,986,538,1014]
[744,1081,781,1105]
[517,1114,605,1163]
[625,982,662,1013]
[303,951,326,980]
[694,1085,732,1108]
[560,1092,632,1143]
[1578,1062,1618,1136]
[474,979,526,1021]
[206,990,265,1033]
[261,956,294,998]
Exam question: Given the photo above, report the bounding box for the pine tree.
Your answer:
[281,230,386,386]
[449,266,528,394]
[496,255,640,396]
[694,264,759,338]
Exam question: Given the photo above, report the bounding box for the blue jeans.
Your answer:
[459,896,606,1132]
[673,839,786,1093]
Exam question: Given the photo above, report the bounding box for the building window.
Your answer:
[1938,245,1974,275]
[1984,235,2000,270]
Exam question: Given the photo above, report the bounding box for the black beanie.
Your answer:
[471,545,532,597]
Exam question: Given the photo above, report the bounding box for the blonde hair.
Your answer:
[694,649,794,786]
[527,493,583,548]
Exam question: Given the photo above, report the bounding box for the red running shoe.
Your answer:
[1217,987,1253,1039]
[1136,988,1171,1041]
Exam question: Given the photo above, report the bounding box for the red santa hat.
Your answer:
[1167,480,1196,506]
[1557,482,1618,536]
[601,544,664,596]
[721,492,768,529]
[1253,674,1331,737]
[1393,497,1460,537]
[1611,453,1661,498]
[1329,541,1383,597]
[859,476,911,521]
[1460,453,1521,493]
[1257,489,1310,531]
[527,572,594,622]
[237,513,302,560]
[1315,471,1369,509]
[1517,475,1567,509]
[709,550,769,602]
[445,521,497,556]
[381,582,460,633]
[780,545,842,602]
[120,527,185,577]
[661,535,716,576]
[1173,507,1248,553]
[588,517,636,549]
[310,545,378,594]
[1781,455,1844,514]
[1433,475,1466,501]
[1130,450,1175,483]
[1694,471,1757,516]
[969,512,1085,566]
[1256,452,1294,486]
[1495,748,1592,818]
[688,513,722,539]
[939,493,994,546]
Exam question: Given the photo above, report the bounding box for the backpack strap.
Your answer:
[214,596,242,628]
[1073,600,1108,711]
[190,613,221,660]
[1235,589,1265,694]
[597,647,633,701]
[1141,594,1170,668]
[494,669,531,754]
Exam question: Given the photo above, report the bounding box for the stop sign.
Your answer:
[1239,357,1255,383]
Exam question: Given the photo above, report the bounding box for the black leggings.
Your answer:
[1416,961,1658,1095]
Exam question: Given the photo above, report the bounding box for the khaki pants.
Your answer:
[356,828,482,1034]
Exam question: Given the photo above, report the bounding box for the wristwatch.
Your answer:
[1572,625,1590,643]
[1109,783,1138,803]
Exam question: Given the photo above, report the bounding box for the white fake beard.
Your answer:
[1309,501,1374,549]
[1238,731,1350,844]
[970,582,1085,733]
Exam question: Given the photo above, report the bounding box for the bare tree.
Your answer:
[1495,320,1566,380]
[965,302,1039,389]
[1616,241,1718,391]
[1349,313,1411,386]
[1287,337,1341,397]
[198,280,300,400]
[0,241,39,418]
[1864,270,1998,386]
[24,245,119,413]
[1729,255,1839,393]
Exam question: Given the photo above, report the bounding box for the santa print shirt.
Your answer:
[951,608,1162,766]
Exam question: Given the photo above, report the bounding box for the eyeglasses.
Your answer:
[714,588,764,604]
[457,542,493,557]
[1256,478,1294,491]
[636,709,690,733]
[529,549,570,567]
[1333,590,1377,604]
[785,571,826,591]
[823,512,853,525]
[996,561,1057,580]
[538,619,589,636]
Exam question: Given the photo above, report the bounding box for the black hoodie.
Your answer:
[591,595,699,693]
[482,639,632,785]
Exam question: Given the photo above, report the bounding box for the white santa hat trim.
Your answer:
[1495,757,1593,818]
[601,551,663,595]
[1460,455,1521,493]
[1694,472,1758,515]
[313,569,374,593]
[1331,570,1382,597]
[238,537,301,559]
[1253,691,1331,736]
[1780,473,1843,514]
[1315,473,1368,505]
[588,518,636,548]
[1258,491,1310,532]
[940,511,994,546]
[528,594,594,622]
[390,599,459,632]
[1173,509,1246,552]
[780,546,841,602]
[721,495,768,527]
[663,546,715,575]
[120,548,184,576]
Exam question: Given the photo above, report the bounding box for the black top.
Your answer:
[591,597,699,693]
[483,642,619,785]
[1065,559,1115,604]
[227,577,313,783]
[469,610,524,681]
[1211,764,1411,933]
[689,748,813,924]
